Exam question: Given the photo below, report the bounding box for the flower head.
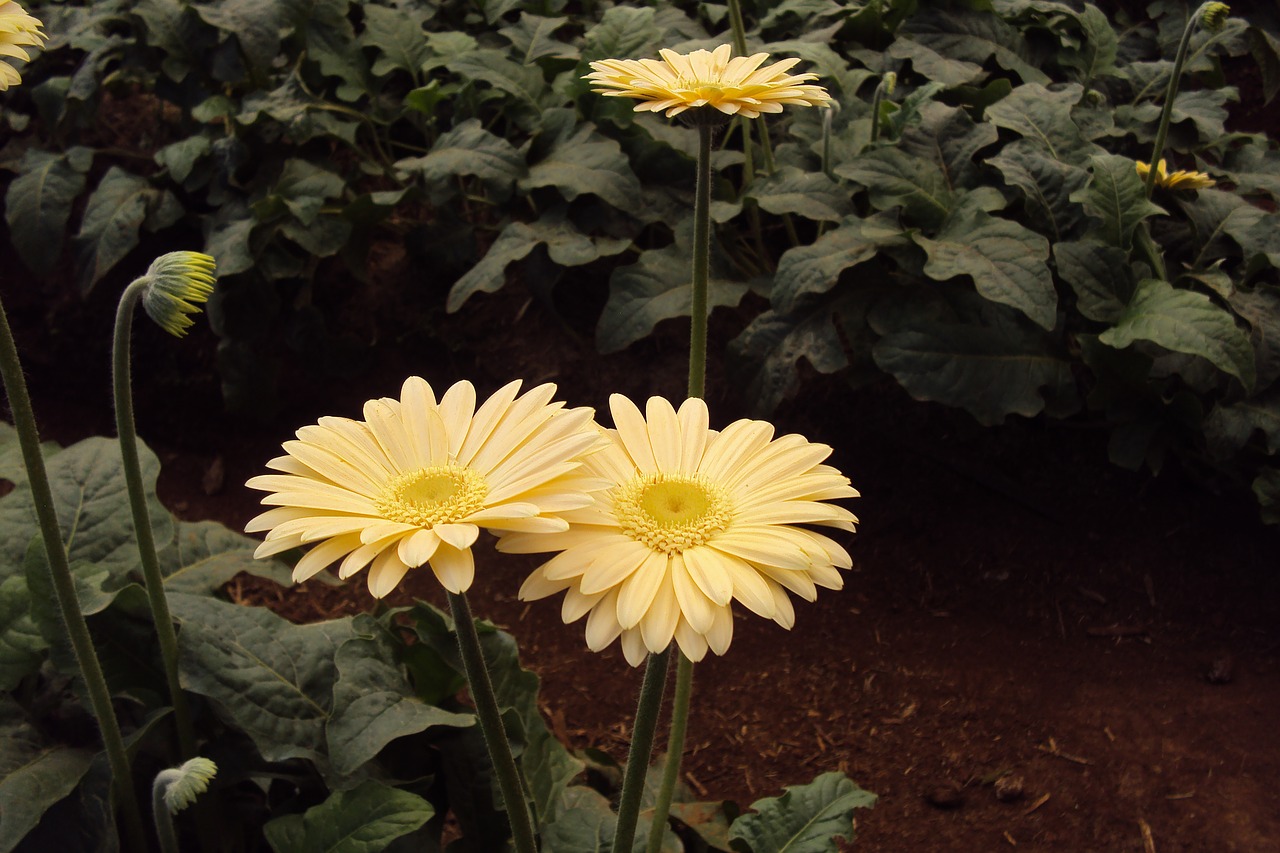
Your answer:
[1200,2,1230,31]
[140,252,216,337]
[1135,159,1215,191]
[159,758,218,813]
[585,44,831,120]
[0,0,45,91]
[247,378,604,597]
[502,395,858,666]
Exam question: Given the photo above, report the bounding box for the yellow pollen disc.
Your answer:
[375,466,488,527]
[613,473,733,554]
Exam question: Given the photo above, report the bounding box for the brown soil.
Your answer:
[11,246,1279,852]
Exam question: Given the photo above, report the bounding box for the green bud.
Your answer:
[1200,2,1229,31]
[140,252,216,338]
[881,72,897,95]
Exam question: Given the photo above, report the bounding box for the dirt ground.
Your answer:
[10,257,1278,852]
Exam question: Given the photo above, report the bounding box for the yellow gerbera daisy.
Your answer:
[246,378,605,597]
[1135,158,1215,191]
[501,394,858,666]
[585,43,831,120]
[0,0,45,91]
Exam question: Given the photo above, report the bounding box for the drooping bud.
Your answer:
[1200,2,1230,32]
[140,252,216,338]
[158,757,218,813]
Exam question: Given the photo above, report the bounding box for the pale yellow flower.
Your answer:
[141,252,216,338]
[0,0,45,91]
[585,44,831,120]
[502,395,858,666]
[247,378,604,597]
[1135,159,1215,191]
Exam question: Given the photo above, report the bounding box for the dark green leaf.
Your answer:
[1204,392,1280,459]
[170,593,354,768]
[986,141,1090,241]
[837,148,954,231]
[581,6,660,62]
[916,209,1058,330]
[501,13,576,64]
[1254,467,1280,525]
[397,119,526,187]
[746,167,851,223]
[361,4,432,77]
[0,575,46,692]
[4,148,91,275]
[521,124,642,210]
[900,102,1000,191]
[264,780,433,853]
[159,520,294,594]
[327,617,473,777]
[902,8,1049,85]
[771,213,907,315]
[449,49,548,106]
[728,772,875,853]
[74,167,178,293]
[1099,279,1255,390]
[728,301,853,415]
[1070,154,1166,249]
[886,37,984,86]
[1053,239,1129,323]
[984,83,1095,165]
[0,699,95,853]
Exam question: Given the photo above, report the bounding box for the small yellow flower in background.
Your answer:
[0,0,45,91]
[503,395,858,666]
[247,378,604,598]
[141,252,216,337]
[1135,159,1215,191]
[585,43,831,120]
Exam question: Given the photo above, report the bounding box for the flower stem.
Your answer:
[724,0,767,264]
[689,123,713,401]
[644,651,693,853]
[446,591,538,853]
[0,296,148,852]
[612,648,672,853]
[152,771,181,853]
[114,279,198,761]
[1144,4,1208,198]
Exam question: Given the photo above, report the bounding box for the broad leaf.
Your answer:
[448,49,548,107]
[1204,393,1280,459]
[916,210,1057,330]
[327,617,473,777]
[1054,239,1130,323]
[771,213,907,315]
[0,575,46,692]
[521,123,642,210]
[1070,154,1166,250]
[728,772,875,853]
[871,290,1075,426]
[728,299,854,415]
[984,83,1095,165]
[902,8,1049,85]
[4,148,91,275]
[900,102,1000,191]
[597,236,747,354]
[886,37,984,86]
[170,593,354,768]
[1254,467,1280,525]
[1061,4,1118,84]
[541,786,677,853]
[746,167,851,223]
[361,4,432,77]
[501,13,576,64]
[581,5,661,62]
[1099,279,1255,390]
[837,148,954,231]
[159,520,294,594]
[987,140,1090,241]
[264,780,433,853]
[0,698,95,853]
[397,119,526,188]
[74,167,181,293]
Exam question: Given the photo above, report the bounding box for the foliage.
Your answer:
[3,1,1279,520]
[0,424,872,850]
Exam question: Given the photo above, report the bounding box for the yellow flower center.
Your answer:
[613,473,733,554]
[375,466,488,527]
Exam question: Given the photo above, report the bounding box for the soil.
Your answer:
[9,248,1279,852]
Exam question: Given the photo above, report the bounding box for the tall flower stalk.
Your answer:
[1143,2,1230,198]
[0,296,148,850]
[583,46,833,851]
[114,253,216,762]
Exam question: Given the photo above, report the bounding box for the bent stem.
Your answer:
[1144,3,1212,198]
[0,296,148,852]
[114,279,198,761]
[612,648,672,853]
[645,652,694,853]
[446,591,538,853]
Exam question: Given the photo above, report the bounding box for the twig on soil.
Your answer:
[1104,726,1116,743]
[1037,737,1093,765]
[1165,791,1195,800]
[1139,817,1157,853]
[1002,830,1017,846]
[1021,793,1050,816]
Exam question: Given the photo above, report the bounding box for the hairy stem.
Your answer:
[612,648,672,853]
[644,652,694,853]
[0,296,148,851]
[447,592,538,853]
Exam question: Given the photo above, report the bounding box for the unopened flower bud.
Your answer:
[140,252,216,338]
[159,757,217,813]
[1200,2,1229,32]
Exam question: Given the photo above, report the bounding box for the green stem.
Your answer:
[612,648,672,853]
[724,0,767,262]
[755,117,800,248]
[0,296,149,852]
[152,772,181,853]
[446,592,538,853]
[114,280,198,762]
[1144,6,1204,198]
[689,123,713,401]
[644,652,693,853]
